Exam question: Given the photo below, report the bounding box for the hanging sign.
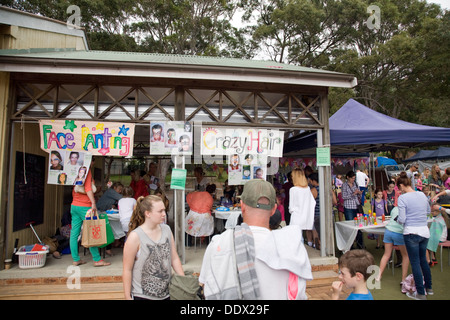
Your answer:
[170,168,187,190]
[201,127,283,157]
[39,120,135,157]
[150,121,193,155]
[316,147,331,166]
[227,153,268,185]
[47,150,92,185]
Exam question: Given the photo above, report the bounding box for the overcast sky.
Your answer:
[427,0,450,9]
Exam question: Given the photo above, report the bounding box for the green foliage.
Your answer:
[1,0,448,127]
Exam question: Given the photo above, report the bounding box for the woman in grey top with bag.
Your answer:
[397,172,432,300]
[123,195,184,300]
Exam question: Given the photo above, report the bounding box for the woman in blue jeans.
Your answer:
[397,172,432,300]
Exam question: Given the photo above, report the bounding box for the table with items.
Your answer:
[335,215,389,252]
[102,210,126,239]
[212,207,242,232]
[335,215,434,252]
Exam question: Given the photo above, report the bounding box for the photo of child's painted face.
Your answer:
[153,128,161,138]
[69,152,79,165]
[255,168,264,179]
[51,155,61,168]
[245,154,253,165]
[59,173,67,184]
[151,124,163,142]
[77,167,86,179]
[168,129,176,140]
[50,152,63,169]
[231,154,239,167]
[179,135,191,151]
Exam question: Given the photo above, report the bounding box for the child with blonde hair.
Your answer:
[426,204,450,266]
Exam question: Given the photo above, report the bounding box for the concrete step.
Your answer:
[306,271,351,300]
[308,270,339,288]
[0,271,340,300]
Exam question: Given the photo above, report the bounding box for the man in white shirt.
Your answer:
[406,163,418,190]
[199,179,312,300]
[356,169,369,205]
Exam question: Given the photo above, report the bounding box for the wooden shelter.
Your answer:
[0,6,357,268]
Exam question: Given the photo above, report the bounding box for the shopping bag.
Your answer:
[98,213,115,248]
[81,210,107,248]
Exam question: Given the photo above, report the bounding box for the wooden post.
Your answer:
[319,92,334,257]
[0,72,10,269]
[174,86,186,263]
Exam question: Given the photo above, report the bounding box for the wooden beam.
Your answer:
[174,86,186,264]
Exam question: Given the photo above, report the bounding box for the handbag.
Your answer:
[169,272,204,300]
[98,213,115,248]
[354,181,364,214]
[74,182,97,194]
[81,210,107,248]
[357,203,365,215]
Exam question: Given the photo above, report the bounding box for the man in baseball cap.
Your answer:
[200,178,311,300]
[240,179,277,215]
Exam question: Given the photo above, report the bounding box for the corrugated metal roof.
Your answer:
[0,48,345,75]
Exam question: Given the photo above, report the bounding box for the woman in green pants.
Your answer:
[70,159,110,267]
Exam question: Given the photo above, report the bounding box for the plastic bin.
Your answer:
[16,245,49,269]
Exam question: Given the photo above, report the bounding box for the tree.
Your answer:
[239,0,365,66]
[328,0,449,126]
[2,0,448,127]
[128,0,250,56]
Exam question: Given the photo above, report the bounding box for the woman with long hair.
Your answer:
[123,195,184,300]
[289,168,316,243]
[429,164,443,193]
[70,158,109,267]
[342,170,364,249]
[397,172,432,300]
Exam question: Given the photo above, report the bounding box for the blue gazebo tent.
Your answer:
[405,147,450,162]
[284,99,450,155]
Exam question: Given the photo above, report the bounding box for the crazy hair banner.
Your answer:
[39,120,135,157]
[201,127,283,157]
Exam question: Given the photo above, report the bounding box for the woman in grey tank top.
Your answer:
[123,195,184,300]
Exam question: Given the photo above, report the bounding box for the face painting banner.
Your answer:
[39,120,135,157]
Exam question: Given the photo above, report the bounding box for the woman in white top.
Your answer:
[289,168,316,239]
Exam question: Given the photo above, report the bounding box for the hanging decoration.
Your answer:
[39,120,135,157]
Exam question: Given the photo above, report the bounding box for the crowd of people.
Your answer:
[63,157,449,300]
[332,163,450,300]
